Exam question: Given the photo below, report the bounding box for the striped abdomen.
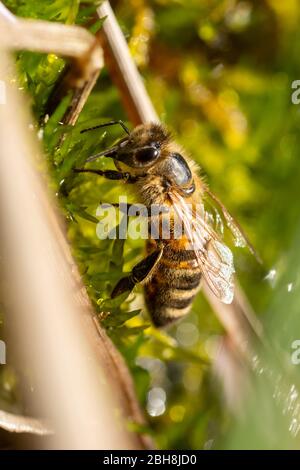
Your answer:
[144,241,201,327]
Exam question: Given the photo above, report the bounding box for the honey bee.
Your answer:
[76,120,258,327]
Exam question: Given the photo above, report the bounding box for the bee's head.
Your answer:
[113,123,169,170]
[83,121,195,196]
[114,123,195,195]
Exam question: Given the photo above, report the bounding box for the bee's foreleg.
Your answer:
[111,247,163,298]
[74,168,137,183]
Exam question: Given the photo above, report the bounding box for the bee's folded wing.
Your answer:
[170,191,235,305]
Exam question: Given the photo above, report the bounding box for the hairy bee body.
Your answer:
[81,121,238,327]
[123,124,204,326]
[144,238,202,326]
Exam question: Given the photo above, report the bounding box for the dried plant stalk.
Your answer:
[97,1,158,125]
[0,410,52,436]
[0,3,101,69]
[0,48,143,450]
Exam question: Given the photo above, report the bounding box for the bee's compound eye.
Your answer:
[135,146,159,165]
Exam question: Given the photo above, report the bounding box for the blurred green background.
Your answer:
[1,0,300,450]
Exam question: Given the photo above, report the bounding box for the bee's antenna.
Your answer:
[80,120,130,135]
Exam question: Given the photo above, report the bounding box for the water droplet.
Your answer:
[37,128,44,141]
[147,387,166,417]
[264,269,277,288]
[289,418,300,437]
[287,283,293,293]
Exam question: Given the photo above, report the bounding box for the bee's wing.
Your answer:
[197,239,235,304]
[203,187,262,264]
[170,192,235,304]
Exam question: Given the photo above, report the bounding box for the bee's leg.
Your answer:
[111,246,163,298]
[74,168,137,183]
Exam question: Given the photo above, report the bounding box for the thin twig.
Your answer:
[60,70,100,126]
[97,1,158,125]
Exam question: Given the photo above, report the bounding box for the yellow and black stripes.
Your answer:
[144,241,201,327]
